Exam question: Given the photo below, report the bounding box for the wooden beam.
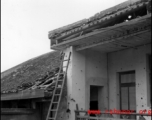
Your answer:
[51,14,151,51]
[76,29,151,51]
[34,98,52,102]
[1,89,51,101]
[1,108,35,115]
[50,1,149,42]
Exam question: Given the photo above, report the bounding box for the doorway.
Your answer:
[119,71,136,119]
[90,85,103,116]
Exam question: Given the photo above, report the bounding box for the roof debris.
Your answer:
[1,51,61,95]
[1,68,63,94]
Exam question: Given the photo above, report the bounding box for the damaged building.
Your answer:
[1,0,151,120]
[48,0,151,120]
[1,51,68,120]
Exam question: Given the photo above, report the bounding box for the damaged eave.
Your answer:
[1,108,35,115]
[1,89,51,101]
[50,14,151,51]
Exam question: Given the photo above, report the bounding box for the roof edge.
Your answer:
[1,89,51,101]
[48,0,150,39]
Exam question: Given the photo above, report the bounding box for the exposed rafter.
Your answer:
[51,14,151,52]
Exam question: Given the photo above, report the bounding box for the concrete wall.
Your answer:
[64,47,109,120]
[108,44,151,120]
[64,47,86,120]
[85,50,108,111]
[64,44,151,120]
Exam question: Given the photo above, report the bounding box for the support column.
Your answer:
[63,47,86,120]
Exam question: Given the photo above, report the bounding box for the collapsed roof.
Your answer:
[1,51,61,100]
[1,0,151,101]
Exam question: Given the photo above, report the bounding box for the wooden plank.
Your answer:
[1,89,49,101]
[92,37,146,52]
[1,108,35,115]
[75,19,151,50]
[34,98,51,102]
[76,30,150,51]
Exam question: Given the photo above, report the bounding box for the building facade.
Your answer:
[48,0,151,119]
[1,0,151,120]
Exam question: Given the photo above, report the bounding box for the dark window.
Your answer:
[119,71,136,119]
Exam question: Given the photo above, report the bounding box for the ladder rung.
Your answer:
[56,86,63,88]
[57,80,63,81]
[52,102,59,104]
[53,100,59,103]
[59,72,65,74]
[55,93,61,95]
[50,109,57,111]
[57,81,63,83]
[56,87,62,89]
[56,85,63,88]
[54,94,61,96]
[62,66,67,68]
[48,117,55,120]
[63,59,69,61]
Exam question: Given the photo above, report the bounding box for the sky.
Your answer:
[1,0,127,72]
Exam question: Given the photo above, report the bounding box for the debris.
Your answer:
[1,66,64,95]
[1,51,61,94]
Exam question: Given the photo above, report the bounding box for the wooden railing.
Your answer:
[75,110,151,120]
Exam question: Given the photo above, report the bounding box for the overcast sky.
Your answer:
[1,0,127,72]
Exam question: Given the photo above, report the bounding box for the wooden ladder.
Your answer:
[46,52,71,120]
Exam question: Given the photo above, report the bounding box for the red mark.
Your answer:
[88,109,152,115]
[148,110,152,115]
[87,110,101,115]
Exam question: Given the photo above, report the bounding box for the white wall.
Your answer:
[85,50,108,111]
[64,48,109,120]
[108,44,151,120]
[64,44,151,120]
[64,47,86,120]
